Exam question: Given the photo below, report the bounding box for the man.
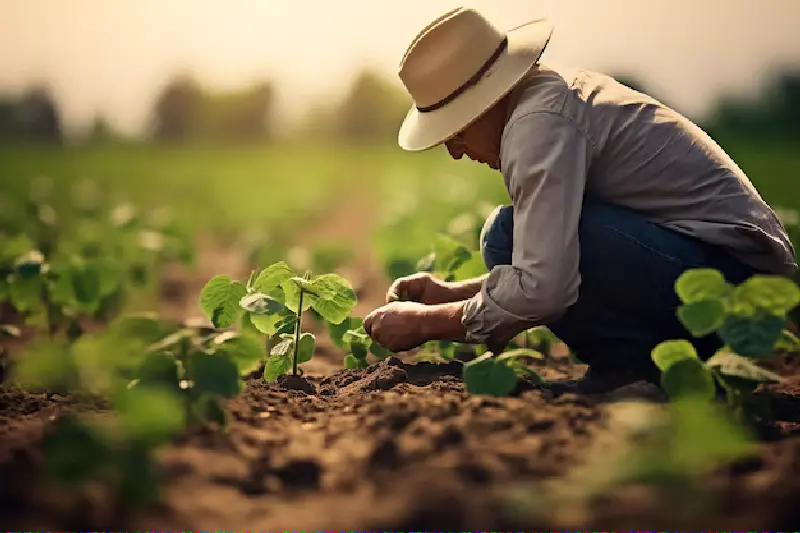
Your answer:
[363,7,797,392]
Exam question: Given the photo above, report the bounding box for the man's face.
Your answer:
[443,103,505,170]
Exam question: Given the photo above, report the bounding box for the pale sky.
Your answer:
[2,0,799,137]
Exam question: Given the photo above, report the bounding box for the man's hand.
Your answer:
[363,301,431,352]
[386,272,485,305]
[364,300,469,352]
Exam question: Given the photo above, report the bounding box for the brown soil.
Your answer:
[2,352,799,531]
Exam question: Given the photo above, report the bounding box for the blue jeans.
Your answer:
[480,200,760,376]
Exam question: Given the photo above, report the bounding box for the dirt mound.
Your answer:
[2,358,799,531]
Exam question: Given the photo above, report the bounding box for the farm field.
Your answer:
[1,139,800,530]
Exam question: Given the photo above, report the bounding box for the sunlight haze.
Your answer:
[2,0,799,137]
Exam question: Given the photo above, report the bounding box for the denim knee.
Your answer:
[480,204,514,270]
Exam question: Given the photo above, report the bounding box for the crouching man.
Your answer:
[364,8,797,393]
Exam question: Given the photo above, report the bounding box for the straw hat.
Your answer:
[397,7,553,151]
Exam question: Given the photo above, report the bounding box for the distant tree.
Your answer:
[86,115,120,144]
[150,75,277,143]
[151,75,203,141]
[770,72,800,136]
[0,97,17,141]
[16,85,62,143]
[707,69,800,138]
[333,69,411,143]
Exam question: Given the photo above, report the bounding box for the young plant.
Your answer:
[326,316,393,369]
[650,268,797,422]
[199,261,358,382]
[11,311,259,507]
[461,347,546,397]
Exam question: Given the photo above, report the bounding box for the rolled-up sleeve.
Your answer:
[461,111,592,346]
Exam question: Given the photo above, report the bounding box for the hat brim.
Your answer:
[398,18,554,152]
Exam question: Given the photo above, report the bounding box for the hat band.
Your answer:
[416,36,508,113]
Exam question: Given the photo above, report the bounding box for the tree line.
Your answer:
[0,68,798,145]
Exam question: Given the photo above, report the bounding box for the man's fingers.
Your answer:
[363,310,377,335]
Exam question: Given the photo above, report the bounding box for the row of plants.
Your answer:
[0,177,194,338]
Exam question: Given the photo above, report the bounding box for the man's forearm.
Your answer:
[421,301,470,343]
[447,273,489,301]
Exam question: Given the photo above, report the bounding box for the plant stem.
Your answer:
[292,288,304,376]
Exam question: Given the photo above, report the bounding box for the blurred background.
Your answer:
[1,0,799,316]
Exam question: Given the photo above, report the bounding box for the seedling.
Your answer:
[11,311,260,507]
[651,268,798,422]
[325,315,393,369]
[199,261,358,382]
[462,347,545,397]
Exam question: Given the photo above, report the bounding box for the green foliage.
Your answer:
[463,352,519,396]
[200,261,358,382]
[199,275,248,328]
[0,183,195,337]
[11,309,262,506]
[652,268,798,423]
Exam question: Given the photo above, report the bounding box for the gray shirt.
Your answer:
[461,64,797,346]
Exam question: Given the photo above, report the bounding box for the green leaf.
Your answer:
[113,313,181,345]
[1,234,35,264]
[706,351,783,383]
[264,351,292,381]
[296,332,315,364]
[187,352,241,398]
[432,233,472,274]
[667,397,755,473]
[115,386,186,446]
[496,348,545,362]
[9,275,42,313]
[192,394,228,428]
[651,339,699,372]
[452,253,488,281]
[43,417,110,484]
[350,340,368,360]
[775,329,800,352]
[249,312,284,336]
[369,341,393,359]
[274,312,298,336]
[253,261,295,297]
[280,278,315,313]
[13,339,80,391]
[216,334,264,375]
[675,268,733,304]
[343,326,370,344]
[285,273,358,324]
[344,354,360,369]
[117,444,160,506]
[271,335,293,357]
[660,358,716,401]
[677,299,727,337]
[718,311,786,359]
[199,275,247,328]
[730,275,800,315]
[328,316,362,349]
[239,292,286,315]
[72,264,103,312]
[136,352,179,389]
[463,352,518,396]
